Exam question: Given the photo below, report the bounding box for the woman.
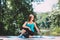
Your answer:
[20,14,40,38]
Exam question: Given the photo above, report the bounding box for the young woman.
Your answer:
[20,14,40,38]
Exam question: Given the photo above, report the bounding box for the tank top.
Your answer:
[26,22,35,32]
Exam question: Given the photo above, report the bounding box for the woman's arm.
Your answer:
[34,22,40,34]
[22,22,31,30]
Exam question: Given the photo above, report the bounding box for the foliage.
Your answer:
[0,0,35,35]
[36,0,60,36]
[51,27,60,36]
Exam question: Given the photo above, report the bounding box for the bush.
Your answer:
[51,27,60,36]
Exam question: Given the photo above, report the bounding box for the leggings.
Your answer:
[22,28,34,38]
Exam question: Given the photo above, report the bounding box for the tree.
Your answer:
[0,0,35,35]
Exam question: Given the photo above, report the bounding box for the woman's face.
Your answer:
[31,15,34,21]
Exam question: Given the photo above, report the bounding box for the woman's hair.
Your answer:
[28,14,34,22]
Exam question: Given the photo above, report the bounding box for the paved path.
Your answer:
[0,36,60,40]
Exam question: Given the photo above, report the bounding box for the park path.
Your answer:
[0,36,60,40]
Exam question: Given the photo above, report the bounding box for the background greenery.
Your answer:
[0,0,60,36]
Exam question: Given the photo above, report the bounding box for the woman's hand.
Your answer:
[37,30,40,35]
[27,27,31,31]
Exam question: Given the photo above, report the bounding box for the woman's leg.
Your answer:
[19,29,26,36]
[28,31,34,38]
[20,28,34,38]
[21,29,26,34]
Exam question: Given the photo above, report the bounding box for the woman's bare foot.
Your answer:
[29,35,33,38]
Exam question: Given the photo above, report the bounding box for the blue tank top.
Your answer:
[26,22,35,32]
